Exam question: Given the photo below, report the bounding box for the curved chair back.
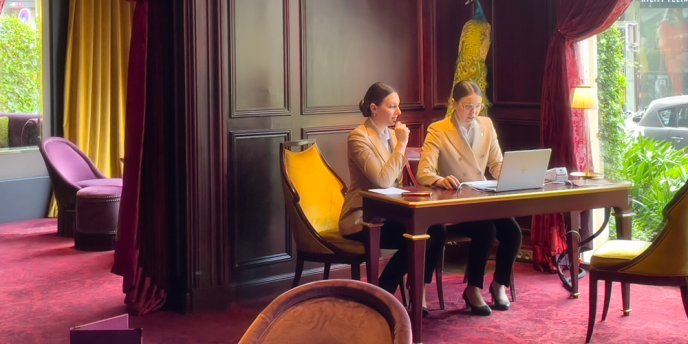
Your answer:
[40,137,105,187]
[280,140,347,254]
[239,279,412,344]
[621,181,688,276]
[402,147,421,186]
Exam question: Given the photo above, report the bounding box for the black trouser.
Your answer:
[446,218,522,289]
[345,222,446,294]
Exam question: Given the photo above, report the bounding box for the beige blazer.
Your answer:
[339,118,407,236]
[416,116,503,186]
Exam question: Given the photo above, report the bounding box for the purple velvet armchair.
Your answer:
[39,137,122,237]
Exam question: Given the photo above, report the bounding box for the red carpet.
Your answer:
[1,219,687,343]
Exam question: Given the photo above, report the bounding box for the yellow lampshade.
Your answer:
[571,85,597,110]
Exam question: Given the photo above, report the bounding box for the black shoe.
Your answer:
[462,291,492,316]
[422,306,429,317]
[489,283,511,311]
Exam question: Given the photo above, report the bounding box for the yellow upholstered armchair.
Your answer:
[239,279,412,344]
[586,180,688,342]
[280,140,381,287]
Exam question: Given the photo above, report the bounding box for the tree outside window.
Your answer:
[0,1,41,149]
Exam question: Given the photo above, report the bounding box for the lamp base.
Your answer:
[570,171,604,180]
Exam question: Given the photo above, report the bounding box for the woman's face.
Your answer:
[371,92,402,127]
[453,93,483,127]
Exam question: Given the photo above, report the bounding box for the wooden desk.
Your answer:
[362,181,633,344]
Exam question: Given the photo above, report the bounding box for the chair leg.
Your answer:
[509,269,516,302]
[621,282,631,316]
[680,284,688,319]
[351,263,361,280]
[601,280,612,321]
[399,278,408,307]
[324,263,331,280]
[436,246,445,310]
[586,273,598,343]
[292,256,305,288]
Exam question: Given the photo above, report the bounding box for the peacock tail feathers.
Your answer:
[446,0,492,117]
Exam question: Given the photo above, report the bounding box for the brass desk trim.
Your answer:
[403,233,431,241]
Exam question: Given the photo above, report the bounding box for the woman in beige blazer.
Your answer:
[340,82,445,313]
[417,80,522,316]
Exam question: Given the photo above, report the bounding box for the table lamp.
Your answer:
[569,85,602,179]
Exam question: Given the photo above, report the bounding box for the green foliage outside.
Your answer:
[618,136,688,241]
[0,16,40,113]
[597,27,626,182]
[598,26,688,240]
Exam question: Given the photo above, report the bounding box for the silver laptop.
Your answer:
[462,148,552,192]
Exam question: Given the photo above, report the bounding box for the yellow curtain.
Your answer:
[63,0,134,178]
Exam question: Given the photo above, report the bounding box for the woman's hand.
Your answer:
[433,175,461,190]
[394,121,410,149]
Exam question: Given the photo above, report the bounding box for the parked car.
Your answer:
[632,95,688,150]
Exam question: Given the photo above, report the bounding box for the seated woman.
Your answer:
[416,80,522,316]
[339,82,445,313]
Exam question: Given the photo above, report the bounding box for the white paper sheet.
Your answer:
[368,187,409,195]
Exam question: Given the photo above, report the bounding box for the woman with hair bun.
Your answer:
[340,82,445,314]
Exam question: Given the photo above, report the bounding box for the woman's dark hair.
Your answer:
[451,80,483,102]
[359,82,397,117]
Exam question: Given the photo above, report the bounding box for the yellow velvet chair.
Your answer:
[586,180,688,343]
[280,140,381,287]
[239,279,412,344]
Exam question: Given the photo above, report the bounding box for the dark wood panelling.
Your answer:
[167,0,233,312]
[490,0,550,107]
[228,130,292,270]
[218,0,555,301]
[492,119,541,152]
[303,126,356,186]
[405,121,426,148]
[301,0,424,115]
[430,0,475,109]
[490,107,542,150]
[231,0,289,116]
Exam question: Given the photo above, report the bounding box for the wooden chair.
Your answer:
[585,180,688,343]
[280,140,381,287]
[239,279,412,344]
[404,147,515,310]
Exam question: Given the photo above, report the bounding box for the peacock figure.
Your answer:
[446,0,491,117]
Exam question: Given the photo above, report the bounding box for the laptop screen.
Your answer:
[495,148,552,192]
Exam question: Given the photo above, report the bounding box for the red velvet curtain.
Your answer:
[532,0,632,272]
[113,0,177,315]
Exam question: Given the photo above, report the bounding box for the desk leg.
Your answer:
[364,223,381,285]
[568,211,581,298]
[403,233,428,344]
[614,208,634,240]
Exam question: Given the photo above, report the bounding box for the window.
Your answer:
[589,1,688,242]
[678,108,688,128]
[658,108,674,126]
[619,3,687,111]
[0,0,41,150]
